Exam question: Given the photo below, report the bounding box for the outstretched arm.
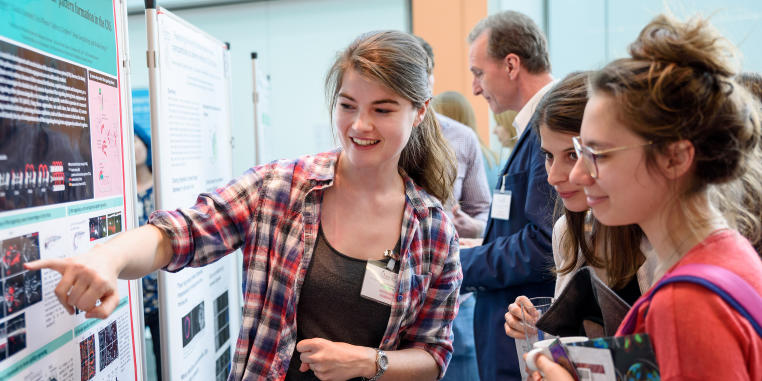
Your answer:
[25,224,173,319]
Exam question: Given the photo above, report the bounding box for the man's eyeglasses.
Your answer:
[572,136,653,179]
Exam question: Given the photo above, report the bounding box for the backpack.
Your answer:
[619,263,762,338]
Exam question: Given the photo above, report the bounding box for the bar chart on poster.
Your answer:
[0,0,143,380]
[145,5,241,381]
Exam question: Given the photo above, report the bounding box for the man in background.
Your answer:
[459,11,556,381]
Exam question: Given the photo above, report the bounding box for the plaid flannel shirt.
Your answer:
[150,151,462,380]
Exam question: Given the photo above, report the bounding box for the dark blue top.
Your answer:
[460,121,555,381]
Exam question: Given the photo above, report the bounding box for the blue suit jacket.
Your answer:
[460,119,555,381]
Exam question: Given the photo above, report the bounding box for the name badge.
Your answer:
[360,260,397,305]
[491,190,512,220]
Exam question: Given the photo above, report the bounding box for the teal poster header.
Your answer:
[0,0,118,76]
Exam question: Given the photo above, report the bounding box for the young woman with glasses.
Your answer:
[529,14,762,380]
[503,72,657,341]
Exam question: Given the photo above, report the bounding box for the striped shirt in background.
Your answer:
[437,114,491,237]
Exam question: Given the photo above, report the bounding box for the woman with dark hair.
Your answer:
[503,72,656,341]
[531,14,762,380]
[28,31,462,381]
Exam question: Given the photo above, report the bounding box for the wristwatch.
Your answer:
[368,349,388,381]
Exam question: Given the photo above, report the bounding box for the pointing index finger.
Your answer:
[24,258,69,273]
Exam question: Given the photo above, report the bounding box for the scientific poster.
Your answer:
[147,7,240,381]
[0,1,142,380]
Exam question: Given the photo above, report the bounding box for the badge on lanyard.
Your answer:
[491,174,512,220]
[360,250,397,305]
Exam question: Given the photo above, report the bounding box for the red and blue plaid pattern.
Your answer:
[150,151,462,380]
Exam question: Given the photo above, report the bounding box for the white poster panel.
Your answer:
[147,7,240,381]
[0,0,143,380]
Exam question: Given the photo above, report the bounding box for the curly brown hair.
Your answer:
[590,14,761,250]
[591,15,759,190]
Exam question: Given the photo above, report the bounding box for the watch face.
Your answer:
[378,351,389,370]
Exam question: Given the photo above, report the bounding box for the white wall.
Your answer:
[127,0,408,175]
[491,0,762,82]
[489,0,546,31]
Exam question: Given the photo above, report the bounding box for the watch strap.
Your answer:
[367,349,387,381]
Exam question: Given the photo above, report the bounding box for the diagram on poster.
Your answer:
[0,1,142,380]
[88,73,122,198]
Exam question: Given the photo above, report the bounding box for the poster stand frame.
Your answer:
[144,3,241,380]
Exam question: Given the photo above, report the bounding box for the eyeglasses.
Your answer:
[572,136,653,179]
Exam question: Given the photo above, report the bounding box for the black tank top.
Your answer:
[286,227,398,380]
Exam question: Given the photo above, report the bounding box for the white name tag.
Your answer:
[491,190,512,220]
[360,260,397,305]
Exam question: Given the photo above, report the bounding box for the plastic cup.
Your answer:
[514,296,554,379]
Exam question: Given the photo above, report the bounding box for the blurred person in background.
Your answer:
[493,110,519,150]
[490,110,519,190]
[133,122,162,381]
[418,37,491,240]
[419,37,488,381]
[432,91,504,194]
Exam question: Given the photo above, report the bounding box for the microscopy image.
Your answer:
[0,291,5,319]
[107,213,122,236]
[89,217,102,241]
[193,302,205,334]
[0,322,6,362]
[98,321,119,371]
[4,273,27,314]
[214,291,230,350]
[24,270,42,306]
[182,301,205,347]
[89,216,108,241]
[80,335,96,381]
[216,347,231,381]
[1,233,40,279]
[0,233,43,315]
[98,216,107,239]
[1,238,24,278]
[6,314,26,358]
[6,332,25,358]
[2,269,42,315]
[6,313,24,332]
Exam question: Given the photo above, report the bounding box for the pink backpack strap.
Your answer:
[619,263,762,338]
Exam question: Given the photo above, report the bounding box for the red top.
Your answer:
[616,230,762,381]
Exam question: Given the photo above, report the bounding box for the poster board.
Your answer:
[0,0,144,380]
[145,5,241,381]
